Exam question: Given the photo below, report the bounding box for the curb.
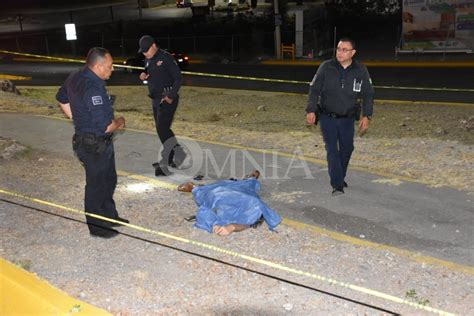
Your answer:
[0,258,110,315]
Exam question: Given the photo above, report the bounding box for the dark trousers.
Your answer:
[319,114,355,189]
[74,140,119,233]
[152,97,179,165]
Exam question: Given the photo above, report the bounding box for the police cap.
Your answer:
[138,35,155,53]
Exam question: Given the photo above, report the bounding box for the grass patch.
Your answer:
[13,259,33,271]
[405,289,430,306]
[2,86,473,144]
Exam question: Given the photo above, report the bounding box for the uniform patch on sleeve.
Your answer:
[91,96,103,105]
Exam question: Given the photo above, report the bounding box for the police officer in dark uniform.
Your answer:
[306,38,374,196]
[57,47,128,238]
[138,35,185,176]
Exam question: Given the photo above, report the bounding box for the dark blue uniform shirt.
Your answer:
[145,48,182,100]
[56,67,113,136]
[307,59,374,117]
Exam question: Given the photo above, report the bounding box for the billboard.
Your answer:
[402,0,474,51]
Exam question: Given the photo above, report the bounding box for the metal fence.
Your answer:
[0,30,303,62]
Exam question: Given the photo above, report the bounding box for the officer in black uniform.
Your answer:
[306,38,374,196]
[138,35,185,176]
[57,47,128,238]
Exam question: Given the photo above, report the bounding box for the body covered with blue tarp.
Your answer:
[192,178,281,233]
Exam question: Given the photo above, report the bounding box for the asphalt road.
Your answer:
[1,60,474,103]
[0,113,472,268]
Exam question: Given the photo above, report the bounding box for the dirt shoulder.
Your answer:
[1,86,473,191]
[1,140,473,315]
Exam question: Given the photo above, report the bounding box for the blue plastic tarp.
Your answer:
[192,178,282,233]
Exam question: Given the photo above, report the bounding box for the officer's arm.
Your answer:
[166,56,183,100]
[59,102,73,119]
[306,63,325,114]
[360,65,374,118]
[105,117,125,133]
[56,85,72,118]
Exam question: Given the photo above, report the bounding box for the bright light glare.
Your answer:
[65,23,77,40]
[125,183,155,193]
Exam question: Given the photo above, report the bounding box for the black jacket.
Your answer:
[145,48,183,100]
[306,59,374,117]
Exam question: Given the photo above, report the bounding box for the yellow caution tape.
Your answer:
[1,50,473,93]
[0,188,457,315]
[0,74,32,80]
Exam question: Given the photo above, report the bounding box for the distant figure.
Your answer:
[56,47,128,239]
[178,171,282,236]
[137,35,185,176]
[306,37,374,196]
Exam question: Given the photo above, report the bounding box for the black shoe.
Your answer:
[343,181,348,188]
[154,164,170,176]
[90,228,119,239]
[332,188,344,196]
[110,216,129,227]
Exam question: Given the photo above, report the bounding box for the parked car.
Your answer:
[176,0,193,8]
[123,50,190,72]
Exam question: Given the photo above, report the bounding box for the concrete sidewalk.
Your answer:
[0,112,472,271]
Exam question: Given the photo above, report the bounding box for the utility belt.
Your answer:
[73,133,113,154]
[320,105,361,120]
[148,86,173,100]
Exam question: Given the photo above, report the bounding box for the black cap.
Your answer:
[138,35,155,53]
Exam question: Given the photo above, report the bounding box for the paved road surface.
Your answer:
[1,61,473,103]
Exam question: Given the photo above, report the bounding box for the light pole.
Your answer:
[274,0,282,59]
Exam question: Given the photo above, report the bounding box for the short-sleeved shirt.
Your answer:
[145,49,182,100]
[56,67,113,136]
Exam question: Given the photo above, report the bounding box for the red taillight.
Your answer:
[184,56,189,60]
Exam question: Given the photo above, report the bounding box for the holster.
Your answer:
[73,134,111,154]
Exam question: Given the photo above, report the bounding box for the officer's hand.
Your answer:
[306,112,317,125]
[358,116,370,135]
[139,72,149,81]
[116,116,126,129]
[163,96,173,104]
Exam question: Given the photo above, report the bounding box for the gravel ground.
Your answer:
[1,140,473,315]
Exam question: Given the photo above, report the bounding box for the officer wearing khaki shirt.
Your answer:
[306,38,374,196]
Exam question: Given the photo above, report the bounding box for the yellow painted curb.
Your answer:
[0,74,32,80]
[0,258,111,315]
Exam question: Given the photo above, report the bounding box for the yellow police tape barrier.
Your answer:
[1,50,473,93]
[0,188,456,316]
